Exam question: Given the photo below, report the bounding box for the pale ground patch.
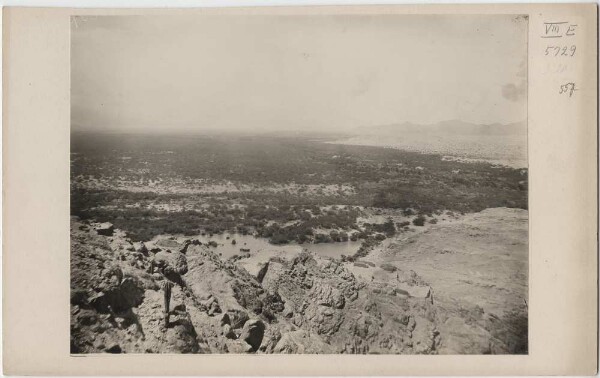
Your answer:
[346,207,528,354]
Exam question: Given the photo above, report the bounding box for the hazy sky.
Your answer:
[71,14,527,133]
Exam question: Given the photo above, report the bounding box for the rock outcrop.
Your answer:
[71,218,448,354]
[240,319,266,351]
[153,251,188,275]
[94,222,115,236]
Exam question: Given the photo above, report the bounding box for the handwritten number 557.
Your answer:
[559,83,577,97]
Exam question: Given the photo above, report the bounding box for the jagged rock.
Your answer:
[153,251,188,275]
[223,324,236,339]
[95,223,114,236]
[89,276,144,313]
[105,344,122,353]
[263,290,285,313]
[274,330,334,354]
[219,313,231,326]
[258,327,282,353]
[240,260,269,283]
[256,262,269,283]
[231,280,264,315]
[103,266,123,285]
[173,303,187,313]
[411,320,438,354]
[311,284,345,309]
[118,277,145,309]
[239,319,265,352]
[261,259,287,292]
[70,217,448,355]
[71,289,88,306]
[162,315,201,353]
[134,242,148,255]
[207,301,222,316]
[180,240,198,254]
[228,310,249,329]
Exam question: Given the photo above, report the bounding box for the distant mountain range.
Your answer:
[359,120,527,136]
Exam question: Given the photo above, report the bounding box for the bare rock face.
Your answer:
[274,330,334,354]
[310,284,345,309]
[71,218,447,355]
[240,319,266,352]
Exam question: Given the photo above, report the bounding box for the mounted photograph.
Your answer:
[70,14,529,354]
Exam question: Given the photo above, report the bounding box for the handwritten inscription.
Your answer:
[559,82,577,97]
[542,21,580,98]
[545,45,576,57]
[542,22,578,38]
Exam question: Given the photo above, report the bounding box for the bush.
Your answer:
[412,216,426,226]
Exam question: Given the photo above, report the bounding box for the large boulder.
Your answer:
[227,310,250,329]
[262,290,285,314]
[95,223,114,236]
[180,239,201,254]
[153,251,188,275]
[89,277,144,313]
[134,242,148,255]
[161,315,201,353]
[239,319,265,352]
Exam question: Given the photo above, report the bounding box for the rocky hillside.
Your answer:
[71,208,527,354]
[351,207,529,354]
[70,217,441,354]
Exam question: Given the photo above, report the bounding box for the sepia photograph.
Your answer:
[70,14,529,355]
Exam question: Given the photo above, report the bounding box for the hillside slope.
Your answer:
[350,207,528,354]
[71,207,527,354]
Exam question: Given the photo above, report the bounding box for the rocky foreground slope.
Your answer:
[70,209,526,354]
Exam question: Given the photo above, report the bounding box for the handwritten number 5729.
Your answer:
[545,45,576,57]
